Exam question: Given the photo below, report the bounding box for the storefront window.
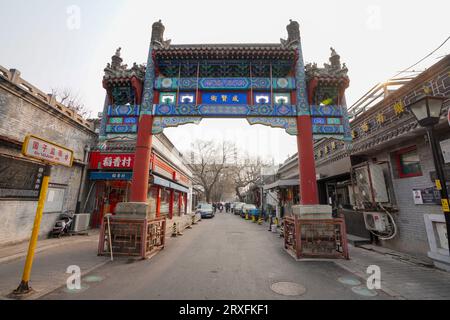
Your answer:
[147,186,159,213]
[173,191,180,216]
[396,146,422,178]
[160,187,171,216]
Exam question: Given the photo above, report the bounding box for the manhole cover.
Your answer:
[351,286,378,297]
[84,275,104,283]
[338,276,362,286]
[270,282,306,296]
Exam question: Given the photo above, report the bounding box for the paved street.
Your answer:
[0,233,108,300]
[42,213,390,300]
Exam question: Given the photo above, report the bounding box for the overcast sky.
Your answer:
[1,0,449,163]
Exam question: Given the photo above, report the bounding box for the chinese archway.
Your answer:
[98,20,351,259]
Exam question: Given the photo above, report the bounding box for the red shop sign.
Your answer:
[89,152,135,169]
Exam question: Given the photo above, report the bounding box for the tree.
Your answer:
[189,140,235,203]
[233,156,268,202]
[51,87,92,118]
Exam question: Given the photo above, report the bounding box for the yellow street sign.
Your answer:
[12,135,73,296]
[441,198,450,213]
[436,179,442,191]
[22,135,74,167]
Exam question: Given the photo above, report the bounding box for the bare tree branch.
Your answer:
[189,139,235,203]
[51,87,92,119]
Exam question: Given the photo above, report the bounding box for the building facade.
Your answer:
[0,66,97,245]
[274,55,450,270]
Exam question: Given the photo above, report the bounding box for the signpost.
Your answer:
[12,135,73,296]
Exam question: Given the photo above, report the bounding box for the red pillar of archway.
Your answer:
[296,115,319,205]
[129,115,154,202]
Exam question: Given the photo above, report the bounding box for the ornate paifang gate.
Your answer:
[129,20,350,206]
[99,20,351,259]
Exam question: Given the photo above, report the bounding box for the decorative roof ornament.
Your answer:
[329,47,341,70]
[305,47,349,78]
[104,48,146,81]
[280,19,300,48]
[151,20,171,49]
[110,47,123,70]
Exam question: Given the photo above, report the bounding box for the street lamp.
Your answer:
[406,95,450,253]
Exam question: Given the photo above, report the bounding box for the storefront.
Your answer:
[89,151,190,227]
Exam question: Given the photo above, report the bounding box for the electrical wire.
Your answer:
[369,203,398,240]
[391,35,450,79]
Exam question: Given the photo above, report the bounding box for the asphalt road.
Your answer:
[42,213,390,300]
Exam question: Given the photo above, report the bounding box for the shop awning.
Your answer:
[89,172,190,193]
[263,179,299,190]
[153,175,190,193]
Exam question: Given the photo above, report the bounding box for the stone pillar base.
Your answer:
[292,204,332,219]
[114,202,156,220]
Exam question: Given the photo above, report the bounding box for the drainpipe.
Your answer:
[76,145,91,213]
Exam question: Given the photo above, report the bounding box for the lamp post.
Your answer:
[406,95,450,253]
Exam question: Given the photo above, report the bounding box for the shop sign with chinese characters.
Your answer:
[22,135,73,167]
[89,152,135,169]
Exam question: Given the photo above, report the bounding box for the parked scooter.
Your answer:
[51,210,75,238]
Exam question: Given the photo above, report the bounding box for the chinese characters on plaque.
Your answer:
[22,135,73,167]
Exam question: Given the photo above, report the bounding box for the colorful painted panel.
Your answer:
[108,117,123,124]
[327,118,341,125]
[247,117,297,135]
[200,78,250,90]
[159,92,177,105]
[153,104,297,117]
[106,124,138,134]
[274,93,291,105]
[254,93,271,105]
[295,47,310,116]
[312,125,344,134]
[152,117,202,135]
[154,77,296,90]
[178,92,196,104]
[108,117,138,125]
[310,105,343,117]
[201,93,247,105]
[123,117,138,124]
[140,47,156,115]
[107,105,140,116]
[312,117,326,125]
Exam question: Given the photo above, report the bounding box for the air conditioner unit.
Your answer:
[363,212,389,232]
[354,163,389,203]
[71,213,91,232]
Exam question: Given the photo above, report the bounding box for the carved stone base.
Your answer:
[114,202,156,220]
[292,204,332,219]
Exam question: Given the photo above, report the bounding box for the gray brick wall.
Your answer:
[375,136,445,260]
[0,85,96,245]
